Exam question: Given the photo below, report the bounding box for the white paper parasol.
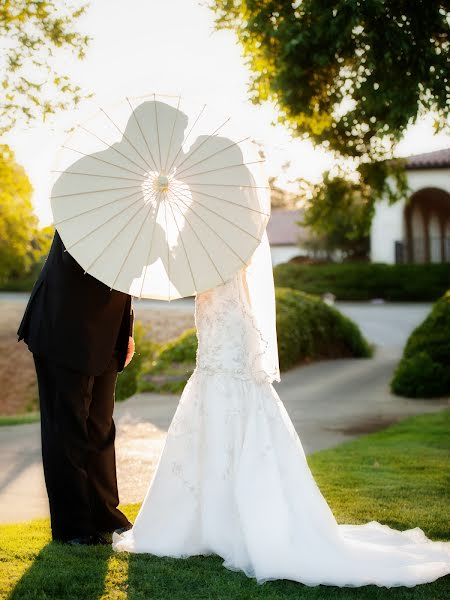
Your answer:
[51,93,271,300]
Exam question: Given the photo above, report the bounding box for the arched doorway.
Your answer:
[404,187,450,263]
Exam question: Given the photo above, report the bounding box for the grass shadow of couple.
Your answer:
[8,529,255,599]
[8,522,430,599]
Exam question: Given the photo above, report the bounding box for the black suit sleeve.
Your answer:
[129,303,134,337]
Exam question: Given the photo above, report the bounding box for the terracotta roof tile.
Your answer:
[403,148,450,170]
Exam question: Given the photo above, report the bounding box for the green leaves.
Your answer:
[0,144,34,283]
[300,171,374,259]
[208,0,450,164]
[0,0,90,133]
[0,144,54,285]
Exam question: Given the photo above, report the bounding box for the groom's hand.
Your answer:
[124,336,135,368]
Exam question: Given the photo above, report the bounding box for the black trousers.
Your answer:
[33,351,130,541]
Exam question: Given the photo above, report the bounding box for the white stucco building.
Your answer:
[370,148,450,264]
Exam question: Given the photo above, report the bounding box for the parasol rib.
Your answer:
[62,145,146,178]
[184,182,269,189]
[63,194,146,253]
[170,181,270,217]
[178,160,265,181]
[54,189,143,225]
[175,136,250,179]
[84,192,157,273]
[138,191,164,298]
[163,199,170,299]
[110,189,160,290]
[173,116,231,173]
[153,94,163,172]
[52,170,143,184]
[100,108,155,175]
[163,96,181,174]
[168,195,225,285]
[126,97,159,173]
[166,103,206,175]
[52,184,141,199]
[166,195,197,292]
[171,185,262,242]
[79,125,149,175]
[168,189,247,268]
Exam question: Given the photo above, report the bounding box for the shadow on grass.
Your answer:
[7,540,450,600]
[9,541,114,600]
[6,412,450,599]
[126,551,450,600]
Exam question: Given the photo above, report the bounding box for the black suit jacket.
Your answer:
[17,230,134,375]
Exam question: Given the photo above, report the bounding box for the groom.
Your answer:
[17,229,135,545]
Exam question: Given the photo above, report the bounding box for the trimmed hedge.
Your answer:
[273,262,450,301]
[139,287,372,394]
[138,328,197,394]
[275,287,372,370]
[391,290,450,398]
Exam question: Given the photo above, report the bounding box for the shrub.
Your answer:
[139,287,372,393]
[115,321,159,401]
[275,288,372,370]
[273,262,450,301]
[0,256,46,291]
[391,291,450,398]
[138,328,197,394]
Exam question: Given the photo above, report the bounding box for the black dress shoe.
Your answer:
[99,523,133,544]
[66,534,109,546]
[114,523,133,536]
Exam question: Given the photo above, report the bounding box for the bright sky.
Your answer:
[4,0,449,226]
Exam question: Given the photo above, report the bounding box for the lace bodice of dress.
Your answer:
[194,268,269,382]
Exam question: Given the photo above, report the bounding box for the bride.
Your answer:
[113,230,450,588]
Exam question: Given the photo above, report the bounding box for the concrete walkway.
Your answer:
[0,302,447,523]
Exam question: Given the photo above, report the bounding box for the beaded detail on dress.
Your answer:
[194,269,273,383]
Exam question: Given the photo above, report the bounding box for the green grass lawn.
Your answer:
[1,411,449,600]
[0,413,40,427]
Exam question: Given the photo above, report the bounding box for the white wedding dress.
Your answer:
[113,233,450,588]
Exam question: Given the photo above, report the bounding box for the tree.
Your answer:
[269,176,300,209]
[301,173,372,260]
[0,0,90,134]
[208,1,449,192]
[300,159,408,260]
[209,0,449,161]
[0,144,41,283]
